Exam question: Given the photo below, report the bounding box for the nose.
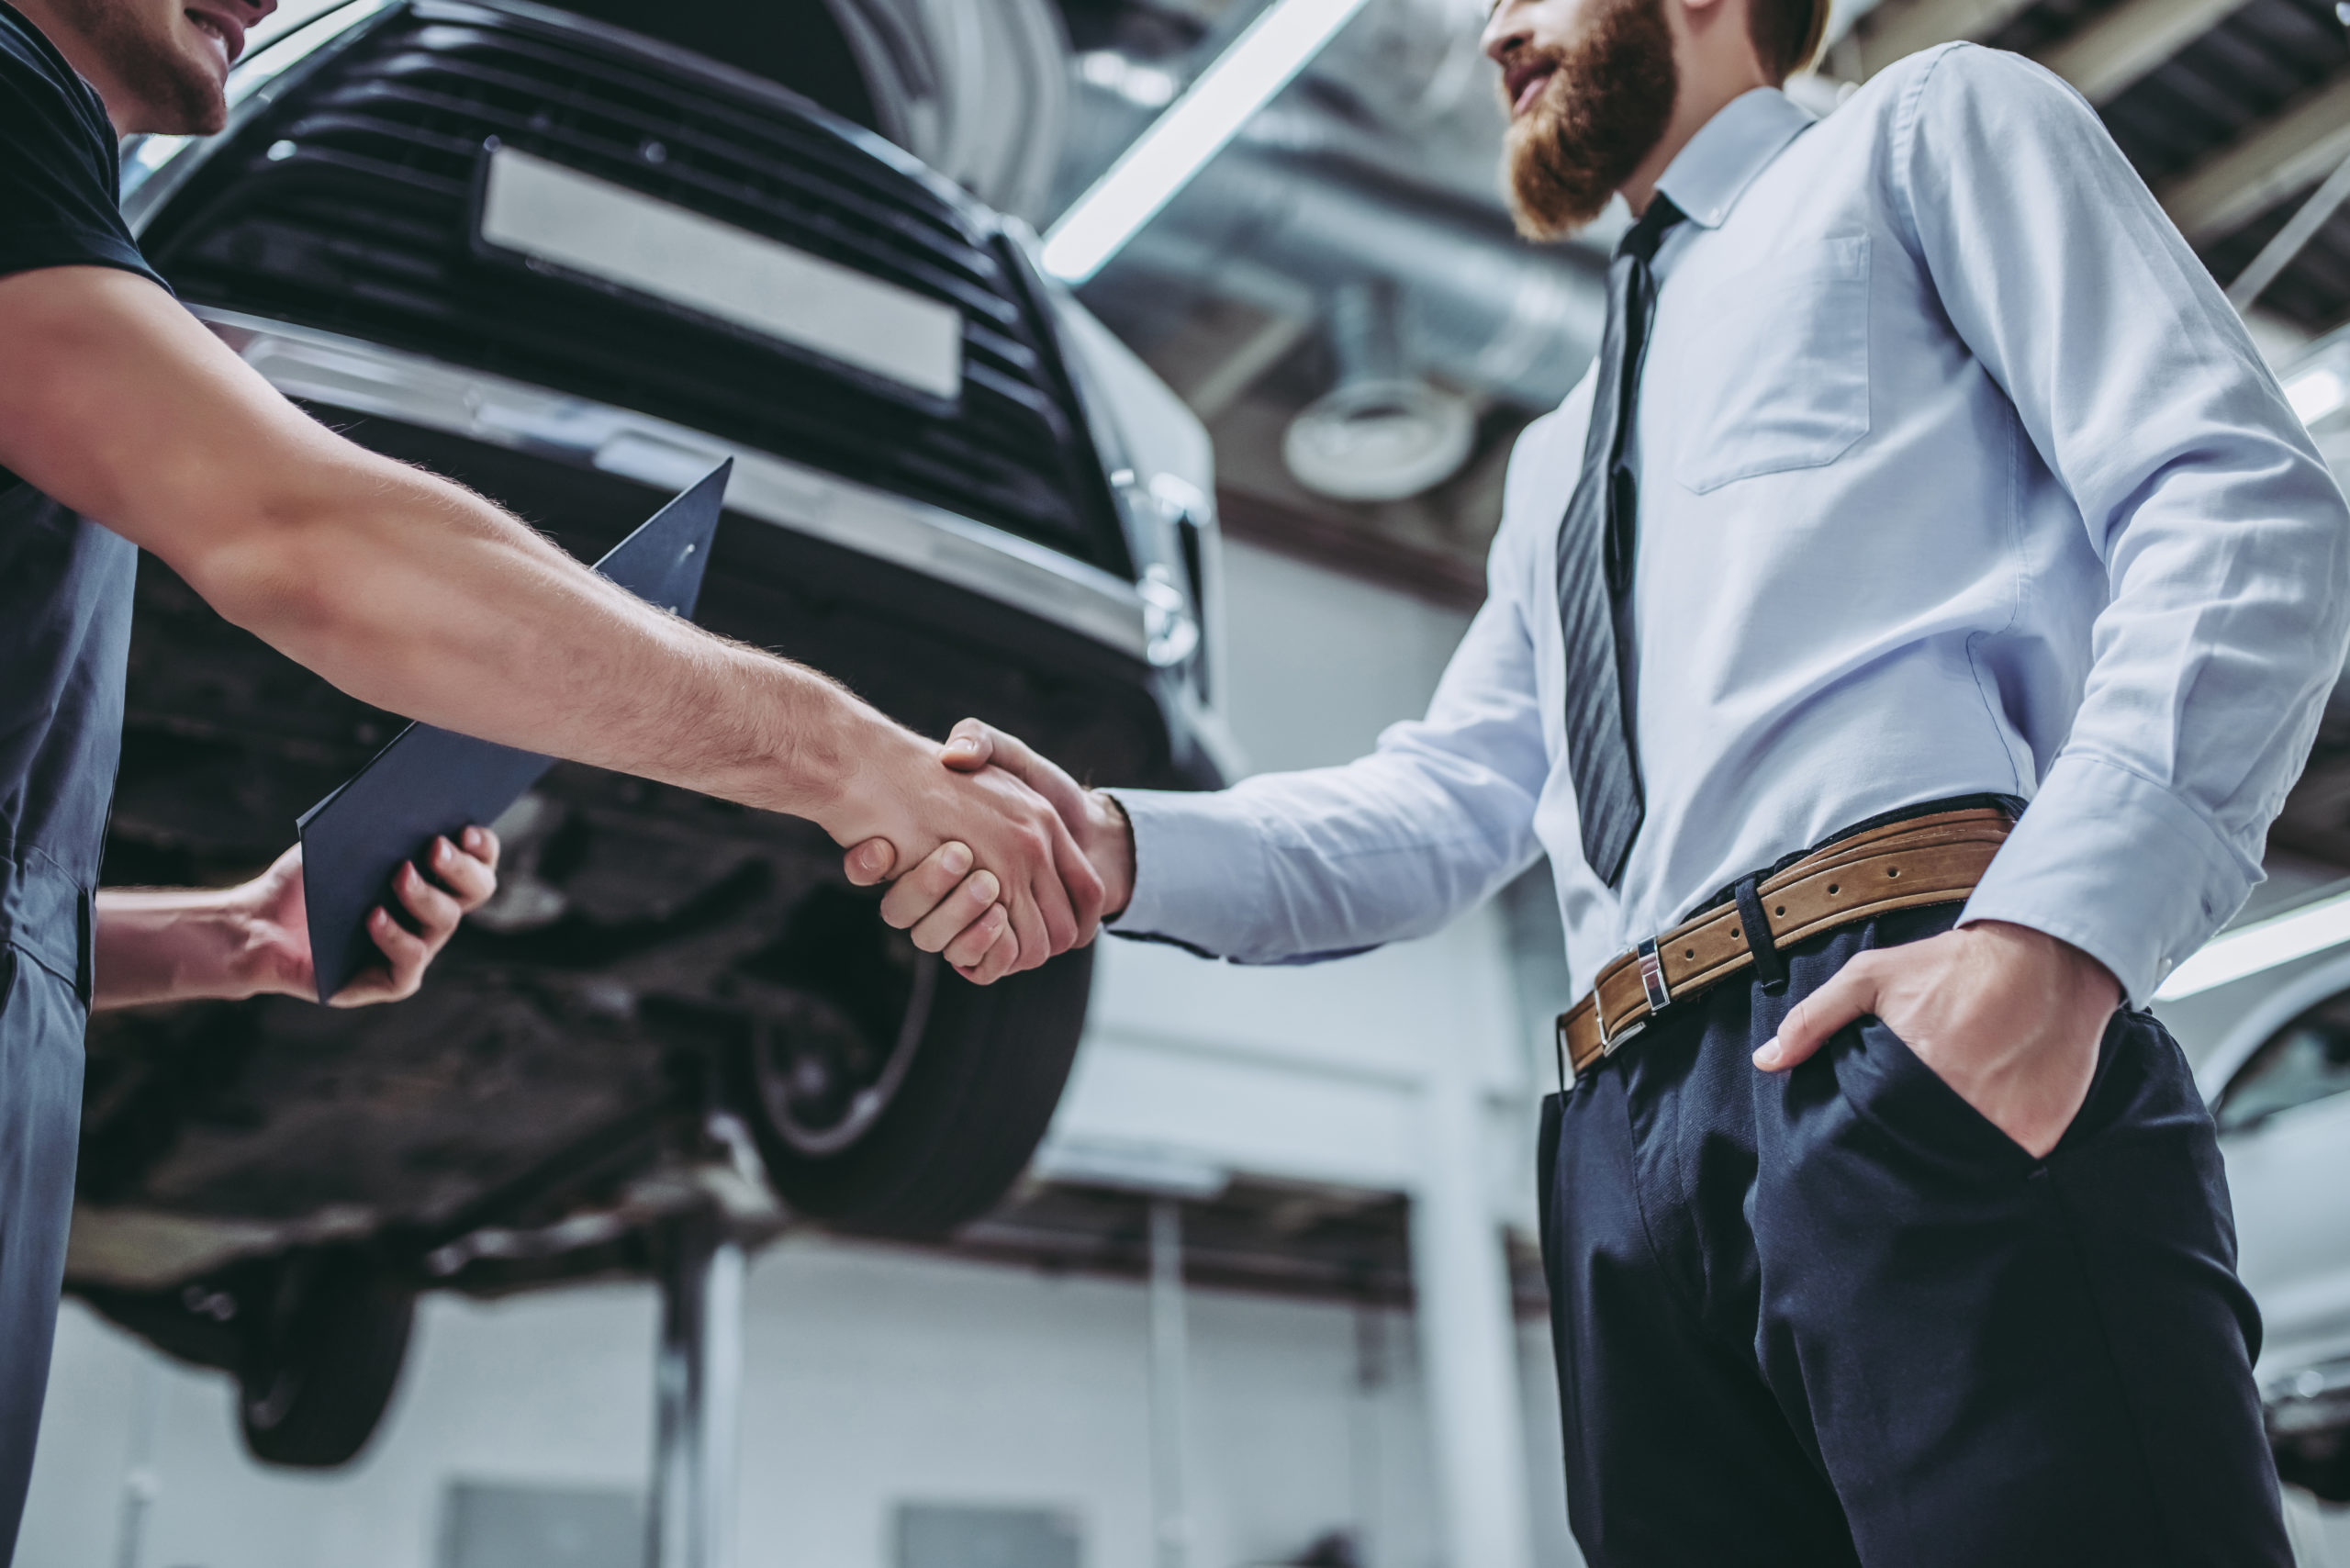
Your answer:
[1482,1,1532,65]
[239,0,278,22]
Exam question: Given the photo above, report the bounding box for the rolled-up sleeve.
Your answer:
[1895,47,2350,1002]
[1109,514,1555,964]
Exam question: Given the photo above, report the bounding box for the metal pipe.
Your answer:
[2227,149,2350,312]
[647,1215,745,1568]
[1124,140,1606,410]
[1075,84,1609,411]
[1147,1197,1193,1568]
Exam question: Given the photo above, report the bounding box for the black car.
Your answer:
[70,0,1231,1469]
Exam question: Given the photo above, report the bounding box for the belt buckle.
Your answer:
[1602,935,1670,1060]
[1599,1014,1647,1058]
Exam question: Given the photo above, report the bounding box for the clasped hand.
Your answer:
[841,720,1131,984]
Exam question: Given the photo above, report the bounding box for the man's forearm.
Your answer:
[94,885,278,1009]
[233,481,1091,955]
[200,451,904,834]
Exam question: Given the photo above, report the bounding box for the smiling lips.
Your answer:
[1507,61,1557,117]
[185,6,246,68]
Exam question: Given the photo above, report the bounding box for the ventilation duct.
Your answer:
[825,0,1073,221]
[1089,91,1609,413]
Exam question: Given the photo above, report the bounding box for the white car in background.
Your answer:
[2198,957,2350,1504]
[2195,324,2350,1510]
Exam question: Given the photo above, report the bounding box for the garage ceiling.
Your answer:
[1837,0,2350,327]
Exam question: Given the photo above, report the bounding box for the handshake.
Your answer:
[837,719,1135,985]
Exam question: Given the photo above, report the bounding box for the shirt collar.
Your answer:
[1653,87,1816,230]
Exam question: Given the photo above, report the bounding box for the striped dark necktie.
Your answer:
[1556,195,1684,888]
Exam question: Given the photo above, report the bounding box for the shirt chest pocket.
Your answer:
[1670,235,1871,495]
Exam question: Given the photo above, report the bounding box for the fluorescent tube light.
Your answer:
[1041,0,1372,284]
[2154,887,2350,1002]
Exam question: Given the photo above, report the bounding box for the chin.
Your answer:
[135,97,229,135]
[130,28,230,135]
[152,61,230,134]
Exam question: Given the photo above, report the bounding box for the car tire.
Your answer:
[237,1249,415,1468]
[737,944,1094,1238]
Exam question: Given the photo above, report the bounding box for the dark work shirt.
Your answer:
[0,0,162,291]
[0,0,164,998]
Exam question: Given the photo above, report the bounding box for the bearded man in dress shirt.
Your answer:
[861,0,2350,1561]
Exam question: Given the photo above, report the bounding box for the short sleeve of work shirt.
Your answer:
[0,0,169,491]
[0,0,166,291]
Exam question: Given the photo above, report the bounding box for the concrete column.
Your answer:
[1411,1056,1535,1568]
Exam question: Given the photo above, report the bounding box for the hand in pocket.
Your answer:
[1751,920,2120,1159]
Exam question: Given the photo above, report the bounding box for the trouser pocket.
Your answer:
[1828,1016,2040,1179]
[1758,1003,2285,1568]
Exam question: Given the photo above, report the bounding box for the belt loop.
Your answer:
[1734,875,1790,997]
[1634,935,1671,1013]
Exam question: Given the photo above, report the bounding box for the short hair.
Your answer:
[1750,0,1829,81]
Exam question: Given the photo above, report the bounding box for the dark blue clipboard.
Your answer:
[297,460,732,1002]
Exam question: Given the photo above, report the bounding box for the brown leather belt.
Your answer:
[1554,807,2013,1083]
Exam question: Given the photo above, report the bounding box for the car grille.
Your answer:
[139,0,1125,567]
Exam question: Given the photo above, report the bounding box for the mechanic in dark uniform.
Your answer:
[0,0,1104,1554]
[0,5,507,1545]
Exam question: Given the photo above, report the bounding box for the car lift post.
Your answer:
[647,1209,745,1568]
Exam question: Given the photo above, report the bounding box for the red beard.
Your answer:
[1501,0,1679,241]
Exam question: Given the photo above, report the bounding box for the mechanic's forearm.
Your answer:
[93,886,278,1009]
[193,454,920,841]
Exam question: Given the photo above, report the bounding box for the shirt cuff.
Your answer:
[1958,752,2256,1005]
[1102,787,1268,957]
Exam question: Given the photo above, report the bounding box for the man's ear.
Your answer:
[1676,0,1761,69]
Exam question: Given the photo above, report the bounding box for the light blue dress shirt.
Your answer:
[1108,44,2350,1007]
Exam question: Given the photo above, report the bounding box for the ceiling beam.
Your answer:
[2160,76,2350,242]
[1848,0,2036,78]
[1853,0,2250,100]
[2034,0,2251,103]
